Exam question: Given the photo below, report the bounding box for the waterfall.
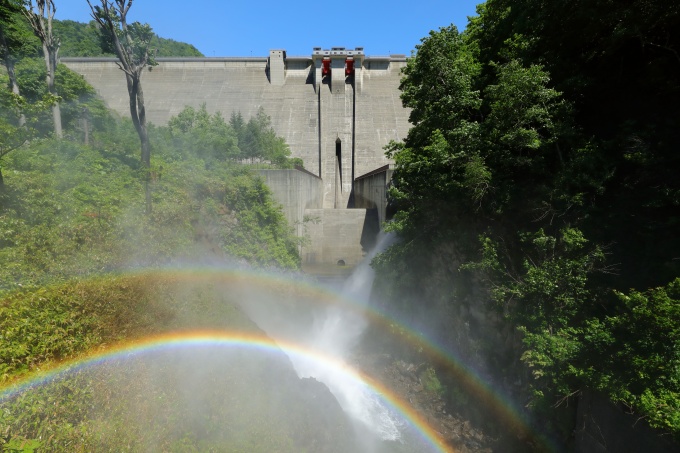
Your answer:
[295,232,400,439]
[235,232,401,441]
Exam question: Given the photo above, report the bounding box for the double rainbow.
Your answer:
[1,268,555,452]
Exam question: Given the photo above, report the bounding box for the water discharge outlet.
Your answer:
[233,233,421,447]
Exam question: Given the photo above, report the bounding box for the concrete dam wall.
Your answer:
[62,51,410,207]
[63,49,409,270]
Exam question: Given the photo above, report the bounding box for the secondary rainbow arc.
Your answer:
[1,267,557,451]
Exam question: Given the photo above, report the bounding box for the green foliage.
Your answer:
[3,437,42,452]
[234,107,297,167]
[387,25,482,230]
[375,0,680,442]
[54,19,203,57]
[152,35,202,57]
[6,58,107,134]
[87,2,158,68]
[220,169,300,269]
[512,278,680,435]
[594,280,680,433]
[0,5,40,60]
[51,20,104,57]
[166,104,301,169]
[467,0,680,289]
[168,104,239,161]
[0,117,301,288]
[0,274,251,381]
[0,92,32,158]
[123,21,157,65]
[0,69,55,184]
[420,366,445,396]
[0,274,358,452]
[490,228,603,326]
[399,24,481,143]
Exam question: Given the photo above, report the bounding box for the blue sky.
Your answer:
[56,0,482,57]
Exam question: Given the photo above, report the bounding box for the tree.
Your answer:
[229,111,244,138]
[230,107,294,166]
[240,107,292,165]
[54,19,109,57]
[466,0,680,290]
[22,0,61,137]
[87,0,156,212]
[376,2,680,442]
[168,104,239,161]
[0,0,35,126]
[10,57,104,135]
[0,117,29,187]
[87,0,154,167]
[385,25,484,236]
[0,80,49,187]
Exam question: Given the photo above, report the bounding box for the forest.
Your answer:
[0,2,322,450]
[373,0,680,445]
[0,0,678,451]
[0,1,303,278]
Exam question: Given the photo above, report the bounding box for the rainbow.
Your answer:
[136,267,555,449]
[1,330,452,453]
[1,267,556,451]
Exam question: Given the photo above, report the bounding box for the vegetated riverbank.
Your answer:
[0,95,321,450]
[370,241,680,453]
[353,308,539,453]
[0,273,368,452]
[354,350,495,453]
[2,268,481,453]
[0,106,303,293]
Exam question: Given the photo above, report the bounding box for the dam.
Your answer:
[62,48,411,271]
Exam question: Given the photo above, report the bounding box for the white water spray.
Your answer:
[236,233,402,441]
[294,233,401,440]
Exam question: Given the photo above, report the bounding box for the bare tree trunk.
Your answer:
[138,94,152,214]
[133,76,150,167]
[24,0,62,138]
[0,25,25,126]
[90,0,154,169]
[125,71,152,213]
[9,69,25,127]
[83,117,89,145]
[88,0,155,214]
[43,41,62,137]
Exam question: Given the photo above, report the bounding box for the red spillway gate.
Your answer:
[345,58,354,76]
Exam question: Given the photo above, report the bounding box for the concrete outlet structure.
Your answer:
[62,48,411,272]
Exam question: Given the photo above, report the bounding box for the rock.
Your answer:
[465,439,482,450]
[396,360,416,374]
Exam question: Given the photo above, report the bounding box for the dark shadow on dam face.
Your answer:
[360,208,380,254]
[347,188,356,208]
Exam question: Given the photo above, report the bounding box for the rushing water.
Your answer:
[237,233,407,443]
[1,233,447,451]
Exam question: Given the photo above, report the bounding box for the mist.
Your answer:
[229,234,412,446]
